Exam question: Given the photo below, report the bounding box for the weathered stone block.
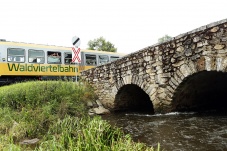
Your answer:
[196,57,205,71]
[214,44,225,50]
[166,85,175,93]
[197,42,203,47]
[172,60,185,67]
[170,77,179,86]
[210,26,219,32]
[180,64,191,77]
[193,36,201,42]
[176,46,184,52]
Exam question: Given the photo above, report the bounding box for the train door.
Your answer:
[0,46,3,63]
[0,44,7,78]
[80,52,85,66]
[0,41,7,63]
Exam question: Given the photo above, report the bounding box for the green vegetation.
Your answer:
[158,35,172,43]
[87,36,117,52]
[0,81,158,150]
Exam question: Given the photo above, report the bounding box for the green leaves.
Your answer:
[158,34,172,43]
[87,36,117,52]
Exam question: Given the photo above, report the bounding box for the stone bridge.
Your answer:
[81,19,227,113]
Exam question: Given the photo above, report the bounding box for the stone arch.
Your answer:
[168,55,227,99]
[167,55,227,111]
[171,70,227,112]
[114,83,154,113]
[169,56,227,112]
[167,60,198,99]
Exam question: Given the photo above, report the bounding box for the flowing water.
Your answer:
[101,112,227,151]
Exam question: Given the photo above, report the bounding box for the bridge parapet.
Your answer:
[81,19,227,113]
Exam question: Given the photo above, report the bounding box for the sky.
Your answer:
[0,0,226,54]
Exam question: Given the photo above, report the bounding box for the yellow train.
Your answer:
[0,39,125,85]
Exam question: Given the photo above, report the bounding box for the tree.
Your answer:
[158,35,172,43]
[87,36,117,52]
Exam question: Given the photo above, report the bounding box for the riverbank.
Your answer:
[0,81,158,150]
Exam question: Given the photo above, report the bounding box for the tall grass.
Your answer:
[37,116,155,151]
[0,81,158,151]
[0,81,91,116]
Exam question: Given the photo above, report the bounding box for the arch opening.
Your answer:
[114,84,154,114]
[172,71,227,113]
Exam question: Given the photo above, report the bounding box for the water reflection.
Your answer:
[101,112,227,151]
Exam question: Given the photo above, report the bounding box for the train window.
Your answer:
[85,54,97,65]
[99,55,109,65]
[64,52,75,64]
[110,56,119,62]
[7,48,25,62]
[47,51,61,64]
[28,49,44,63]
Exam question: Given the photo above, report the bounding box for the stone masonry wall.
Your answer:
[81,19,227,113]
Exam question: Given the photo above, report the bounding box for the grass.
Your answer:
[0,80,159,151]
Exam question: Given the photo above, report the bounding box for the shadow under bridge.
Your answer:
[114,84,154,114]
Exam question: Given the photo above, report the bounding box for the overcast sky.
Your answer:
[0,0,226,54]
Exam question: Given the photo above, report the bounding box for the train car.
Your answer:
[0,39,125,85]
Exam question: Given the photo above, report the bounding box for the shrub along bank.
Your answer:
[0,81,158,151]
